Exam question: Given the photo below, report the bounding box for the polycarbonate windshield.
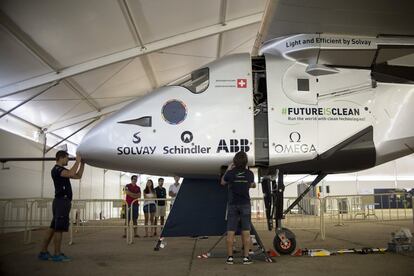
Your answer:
[170,67,209,94]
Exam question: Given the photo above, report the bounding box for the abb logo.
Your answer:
[237,79,247,88]
[216,139,250,153]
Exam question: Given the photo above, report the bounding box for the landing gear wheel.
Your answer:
[273,228,296,255]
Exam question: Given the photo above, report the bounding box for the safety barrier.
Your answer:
[250,196,324,239]
[0,198,124,244]
[26,199,53,243]
[0,192,412,245]
[69,198,173,245]
[0,198,54,243]
[323,193,413,226]
[68,199,126,245]
[125,198,171,244]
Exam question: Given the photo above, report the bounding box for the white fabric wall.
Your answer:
[0,129,123,200]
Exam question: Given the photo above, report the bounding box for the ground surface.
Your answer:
[0,219,413,276]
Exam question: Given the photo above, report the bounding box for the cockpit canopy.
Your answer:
[169,67,209,93]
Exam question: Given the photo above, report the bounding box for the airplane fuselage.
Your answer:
[78,34,414,177]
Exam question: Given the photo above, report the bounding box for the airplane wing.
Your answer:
[253,0,414,55]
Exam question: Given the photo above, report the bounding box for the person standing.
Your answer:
[143,179,156,237]
[168,176,181,208]
[38,151,85,262]
[123,175,141,238]
[221,151,256,265]
[154,178,167,236]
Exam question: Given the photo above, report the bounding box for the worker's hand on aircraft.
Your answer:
[76,153,82,163]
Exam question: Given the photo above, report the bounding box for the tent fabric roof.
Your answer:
[0,0,266,148]
[1,0,413,151]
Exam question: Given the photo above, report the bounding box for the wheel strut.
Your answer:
[261,171,327,254]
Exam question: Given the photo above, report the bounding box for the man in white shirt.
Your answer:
[168,176,181,208]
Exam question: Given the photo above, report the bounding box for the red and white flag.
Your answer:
[237,79,247,88]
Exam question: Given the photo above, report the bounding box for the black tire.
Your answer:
[273,228,296,255]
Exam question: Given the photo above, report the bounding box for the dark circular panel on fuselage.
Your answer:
[162,100,187,125]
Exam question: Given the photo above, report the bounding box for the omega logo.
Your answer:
[289,131,301,143]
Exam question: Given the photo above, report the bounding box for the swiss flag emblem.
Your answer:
[237,79,247,88]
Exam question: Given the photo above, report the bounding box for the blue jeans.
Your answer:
[227,204,251,231]
[126,204,139,222]
[143,203,156,214]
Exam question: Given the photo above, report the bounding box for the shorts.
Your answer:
[143,203,156,214]
[226,204,251,232]
[50,198,71,232]
[125,204,139,223]
[155,205,166,217]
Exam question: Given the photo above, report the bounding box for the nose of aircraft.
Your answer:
[76,88,161,171]
[76,107,124,168]
[77,120,105,165]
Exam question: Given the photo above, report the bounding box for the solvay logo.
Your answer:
[132,132,141,144]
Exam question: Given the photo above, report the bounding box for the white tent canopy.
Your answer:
[0,0,266,150]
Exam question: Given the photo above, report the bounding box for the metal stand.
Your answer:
[197,224,274,262]
[250,225,274,262]
[154,237,164,251]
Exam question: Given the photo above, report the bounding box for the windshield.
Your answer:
[170,67,209,94]
[372,46,414,83]
[375,47,414,67]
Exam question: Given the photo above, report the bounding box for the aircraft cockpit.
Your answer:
[169,67,210,94]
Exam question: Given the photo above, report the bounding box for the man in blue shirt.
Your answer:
[38,150,85,262]
[221,151,256,265]
[154,177,167,236]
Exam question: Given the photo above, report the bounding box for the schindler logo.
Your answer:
[181,131,193,143]
[282,107,360,116]
[217,139,250,153]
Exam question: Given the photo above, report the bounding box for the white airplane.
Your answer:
[77,3,414,254]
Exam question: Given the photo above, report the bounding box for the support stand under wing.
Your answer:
[161,178,228,237]
[154,178,228,250]
[154,178,273,262]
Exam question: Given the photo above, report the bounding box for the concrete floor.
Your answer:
[0,220,413,276]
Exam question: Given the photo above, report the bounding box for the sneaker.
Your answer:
[242,256,253,265]
[226,256,234,265]
[51,254,71,262]
[38,251,51,261]
[60,254,71,262]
